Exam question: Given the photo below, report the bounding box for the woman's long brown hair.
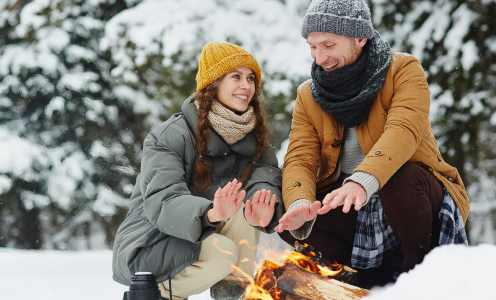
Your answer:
[193,75,268,193]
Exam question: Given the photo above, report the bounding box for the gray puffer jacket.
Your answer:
[112,96,284,285]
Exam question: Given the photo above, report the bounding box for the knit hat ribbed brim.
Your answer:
[196,42,262,91]
[301,0,374,39]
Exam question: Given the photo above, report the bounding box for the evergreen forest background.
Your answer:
[1,0,495,250]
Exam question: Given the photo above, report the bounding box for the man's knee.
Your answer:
[379,161,443,208]
[380,161,421,192]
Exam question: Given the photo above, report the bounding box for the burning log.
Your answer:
[277,263,369,300]
[292,242,357,283]
[282,251,358,283]
[241,245,369,300]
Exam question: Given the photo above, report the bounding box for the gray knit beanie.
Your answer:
[301,0,374,39]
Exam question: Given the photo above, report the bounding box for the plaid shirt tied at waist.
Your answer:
[351,187,468,269]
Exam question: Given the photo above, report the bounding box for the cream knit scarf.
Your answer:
[195,100,256,145]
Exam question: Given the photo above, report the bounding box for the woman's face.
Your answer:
[216,67,256,113]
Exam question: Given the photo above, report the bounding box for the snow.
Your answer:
[20,190,50,210]
[0,45,60,77]
[365,244,496,300]
[407,2,452,62]
[442,4,477,73]
[0,128,50,180]
[276,138,290,169]
[101,0,313,96]
[491,112,496,126]
[58,72,101,93]
[459,91,489,115]
[0,175,12,194]
[44,147,94,210]
[15,0,49,36]
[37,27,71,53]
[1,240,495,300]
[45,96,66,118]
[92,186,128,216]
[461,40,479,71]
[0,0,495,290]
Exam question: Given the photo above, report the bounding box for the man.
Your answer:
[275,0,469,288]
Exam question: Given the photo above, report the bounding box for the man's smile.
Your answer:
[323,62,338,70]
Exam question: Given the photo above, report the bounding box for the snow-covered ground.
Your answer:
[2,232,495,300]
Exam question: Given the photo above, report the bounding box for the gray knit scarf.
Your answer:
[310,30,392,128]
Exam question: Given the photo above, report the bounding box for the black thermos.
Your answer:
[123,272,163,300]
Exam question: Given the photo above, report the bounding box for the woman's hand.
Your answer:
[244,189,276,227]
[207,179,245,222]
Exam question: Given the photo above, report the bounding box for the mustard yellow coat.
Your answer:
[282,51,469,222]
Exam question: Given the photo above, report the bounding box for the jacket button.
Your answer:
[448,177,453,182]
[375,151,382,155]
[295,182,301,187]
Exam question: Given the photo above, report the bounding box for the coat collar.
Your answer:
[182,96,257,157]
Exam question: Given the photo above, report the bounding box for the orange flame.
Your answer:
[230,264,274,300]
[317,264,342,277]
[283,251,343,278]
[238,239,258,249]
[221,237,345,299]
[212,236,236,256]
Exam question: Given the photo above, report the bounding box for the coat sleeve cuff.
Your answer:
[344,172,380,205]
[201,204,220,229]
[287,199,312,212]
[287,199,316,240]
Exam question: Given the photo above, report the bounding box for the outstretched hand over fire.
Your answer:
[318,181,367,214]
[274,201,321,232]
[207,179,245,223]
[245,189,276,227]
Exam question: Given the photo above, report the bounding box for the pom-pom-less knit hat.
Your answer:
[196,42,262,92]
[301,0,374,39]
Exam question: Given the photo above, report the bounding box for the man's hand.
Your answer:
[244,189,276,227]
[207,179,245,222]
[318,181,366,215]
[274,201,321,232]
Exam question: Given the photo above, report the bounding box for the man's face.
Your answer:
[307,32,367,72]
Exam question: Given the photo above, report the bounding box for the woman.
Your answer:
[112,41,284,300]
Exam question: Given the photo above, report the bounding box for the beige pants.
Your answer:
[158,205,260,299]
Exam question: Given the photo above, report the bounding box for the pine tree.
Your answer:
[100,0,313,154]
[0,0,145,249]
[370,0,496,244]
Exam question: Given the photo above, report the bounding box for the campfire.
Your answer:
[239,242,369,300]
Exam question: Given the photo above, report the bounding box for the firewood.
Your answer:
[283,252,357,283]
[330,265,358,283]
[241,260,283,300]
[276,263,369,300]
[283,292,310,300]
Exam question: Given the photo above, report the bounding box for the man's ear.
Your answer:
[357,38,368,48]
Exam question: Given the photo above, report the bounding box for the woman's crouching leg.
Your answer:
[217,204,260,283]
[158,233,239,299]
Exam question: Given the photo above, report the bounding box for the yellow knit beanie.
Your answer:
[196,41,262,91]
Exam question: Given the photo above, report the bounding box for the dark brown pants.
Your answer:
[278,161,444,271]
